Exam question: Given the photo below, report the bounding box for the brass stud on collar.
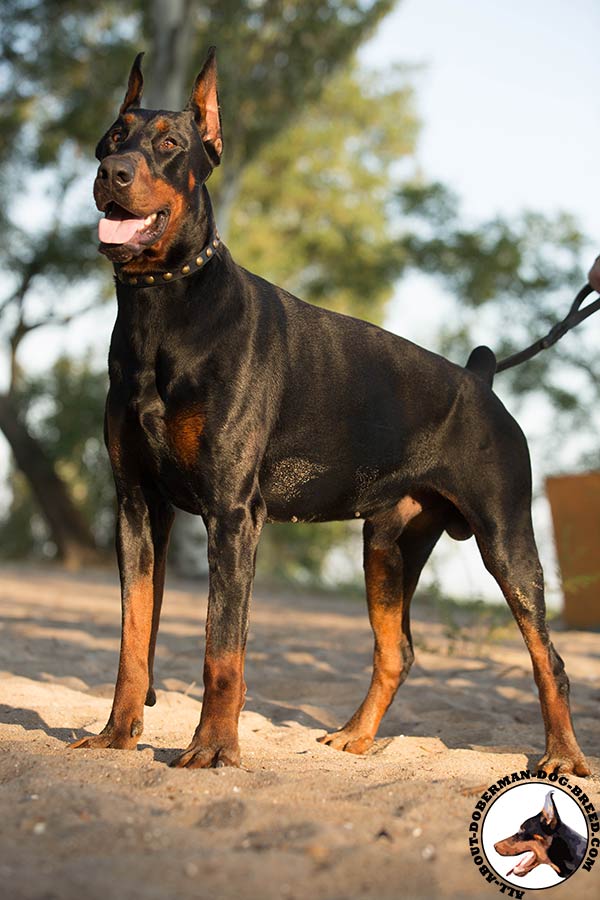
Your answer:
[355,511,361,518]
[118,232,219,287]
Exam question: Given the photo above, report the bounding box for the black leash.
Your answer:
[496,284,600,373]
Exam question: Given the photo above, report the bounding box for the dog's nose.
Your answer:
[98,156,135,188]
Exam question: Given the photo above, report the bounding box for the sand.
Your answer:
[0,565,598,899]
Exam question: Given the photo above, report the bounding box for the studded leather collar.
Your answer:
[115,231,221,287]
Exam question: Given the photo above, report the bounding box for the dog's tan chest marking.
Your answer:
[167,406,205,466]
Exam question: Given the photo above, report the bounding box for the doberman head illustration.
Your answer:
[494,790,587,879]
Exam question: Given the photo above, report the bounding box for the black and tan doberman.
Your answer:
[494,790,587,879]
[70,49,589,774]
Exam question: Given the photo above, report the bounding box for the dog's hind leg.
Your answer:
[318,502,444,754]
[474,504,590,776]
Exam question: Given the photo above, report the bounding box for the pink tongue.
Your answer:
[511,852,535,875]
[99,214,145,244]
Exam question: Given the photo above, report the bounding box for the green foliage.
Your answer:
[0,3,138,167]
[0,1,400,344]
[258,520,360,587]
[176,1,398,172]
[0,0,408,573]
[0,0,397,190]
[229,61,417,319]
[0,1,597,578]
[397,181,600,470]
[0,471,42,558]
[399,182,585,303]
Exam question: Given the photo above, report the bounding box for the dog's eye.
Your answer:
[110,130,124,144]
[160,137,177,151]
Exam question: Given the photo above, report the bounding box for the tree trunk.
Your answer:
[145,0,196,109]
[0,394,100,568]
[211,169,242,242]
[142,1,212,577]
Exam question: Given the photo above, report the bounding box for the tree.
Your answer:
[0,0,398,564]
[1,2,595,577]
[398,182,599,472]
[229,60,416,320]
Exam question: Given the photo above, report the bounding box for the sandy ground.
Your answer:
[0,565,598,900]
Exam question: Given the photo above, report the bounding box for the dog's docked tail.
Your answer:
[466,345,496,387]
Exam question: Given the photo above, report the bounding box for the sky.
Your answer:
[363,0,600,237]
[4,0,600,603]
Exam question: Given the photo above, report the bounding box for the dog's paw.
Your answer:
[169,738,241,769]
[536,751,591,777]
[68,720,142,751]
[317,729,374,755]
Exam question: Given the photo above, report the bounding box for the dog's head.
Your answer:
[94,48,222,268]
[493,791,562,878]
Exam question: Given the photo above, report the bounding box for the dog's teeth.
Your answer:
[144,214,157,226]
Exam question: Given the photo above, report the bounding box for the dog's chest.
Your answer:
[111,373,204,473]
[112,386,166,458]
[113,390,208,514]
[138,396,205,468]
[135,395,169,453]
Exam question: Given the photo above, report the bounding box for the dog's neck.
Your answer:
[114,185,221,288]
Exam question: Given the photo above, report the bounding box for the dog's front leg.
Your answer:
[171,498,265,769]
[70,486,173,750]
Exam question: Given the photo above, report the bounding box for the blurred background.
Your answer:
[0,0,598,609]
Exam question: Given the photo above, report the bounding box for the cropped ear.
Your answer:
[120,52,145,114]
[541,791,559,830]
[187,46,223,166]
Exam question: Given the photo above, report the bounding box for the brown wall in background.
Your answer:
[546,471,600,629]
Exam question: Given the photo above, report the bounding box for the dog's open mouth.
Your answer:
[507,851,537,877]
[98,202,169,248]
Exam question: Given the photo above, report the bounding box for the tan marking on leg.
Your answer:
[170,650,246,768]
[319,536,412,754]
[69,574,155,750]
[510,602,590,775]
[114,574,156,720]
[523,625,577,735]
[356,602,407,735]
[365,547,390,603]
[201,650,247,732]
